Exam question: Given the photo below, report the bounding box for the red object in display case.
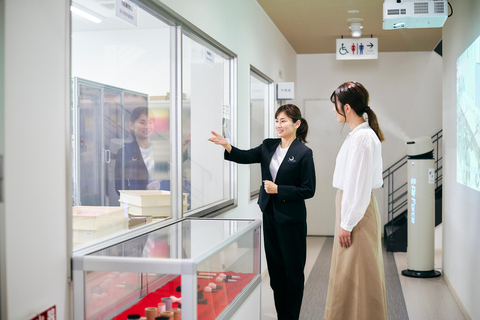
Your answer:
[114,272,255,320]
[72,218,262,320]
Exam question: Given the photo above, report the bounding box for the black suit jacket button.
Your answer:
[283,200,285,202]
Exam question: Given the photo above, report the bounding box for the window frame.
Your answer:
[71,0,238,256]
[249,66,274,200]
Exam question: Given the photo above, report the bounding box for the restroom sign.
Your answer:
[336,38,378,60]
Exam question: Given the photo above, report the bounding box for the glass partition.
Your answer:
[71,0,173,248]
[182,32,235,215]
[71,0,237,250]
[249,68,273,199]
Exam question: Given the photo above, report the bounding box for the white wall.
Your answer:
[3,1,70,319]
[442,0,480,318]
[296,52,443,235]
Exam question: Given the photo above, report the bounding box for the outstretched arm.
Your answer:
[209,130,262,164]
[208,131,232,153]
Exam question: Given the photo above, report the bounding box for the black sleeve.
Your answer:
[224,143,263,164]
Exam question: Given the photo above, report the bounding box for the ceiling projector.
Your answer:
[383,0,448,30]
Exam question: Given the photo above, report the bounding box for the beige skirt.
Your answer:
[324,190,387,320]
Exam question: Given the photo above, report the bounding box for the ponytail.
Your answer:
[296,117,309,144]
[331,81,385,143]
[365,107,385,142]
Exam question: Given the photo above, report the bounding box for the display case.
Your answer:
[72,218,261,320]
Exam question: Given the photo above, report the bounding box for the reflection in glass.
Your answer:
[249,72,271,198]
[91,219,254,262]
[74,79,149,207]
[85,270,142,319]
[71,0,172,248]
[182,34,233,213]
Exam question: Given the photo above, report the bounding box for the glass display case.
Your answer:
[72,218,261,320]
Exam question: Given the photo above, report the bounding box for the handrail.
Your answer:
[383,129,443,250]
[382,155,408,176]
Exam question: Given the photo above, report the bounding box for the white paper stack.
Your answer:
[119,190,189,218]
[72,206,129,244]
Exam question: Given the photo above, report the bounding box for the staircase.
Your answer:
[383,130,443,252]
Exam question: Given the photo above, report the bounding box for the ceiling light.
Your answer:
[349,22,363,38]
[348,10,360,14]
[347,18,363,23]
[71,5,102,24]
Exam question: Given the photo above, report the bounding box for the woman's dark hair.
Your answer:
[275,104,309,143]
[130,106,149,139]
[131,106,148,123]
[330,81,385,142]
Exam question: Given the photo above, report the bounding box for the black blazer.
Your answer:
[115,140,149,195]
[114,140,188,195]
[225,138,316,222]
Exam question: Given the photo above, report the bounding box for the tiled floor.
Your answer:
[261,235,466,320]
[394,250,465,320]
[261,236,326,320]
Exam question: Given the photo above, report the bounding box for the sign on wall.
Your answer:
[336,38,378,60]
[115,0,138,27]
[276,82,295,100]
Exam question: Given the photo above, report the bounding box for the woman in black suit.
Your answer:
[209,104,316,320]
[115,107,161,194]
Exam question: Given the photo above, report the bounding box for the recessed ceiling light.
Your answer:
[349,22,363,38]
[71,5,102,23]
[348,10,360,14]
[347,18,363,23]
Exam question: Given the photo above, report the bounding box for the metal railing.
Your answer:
[383,129,443,233]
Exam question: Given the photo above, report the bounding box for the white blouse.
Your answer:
[269,143,289,182]
[140,146,155,179]
[332,122,383,232]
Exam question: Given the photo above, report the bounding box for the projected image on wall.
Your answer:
[457,35,480,192]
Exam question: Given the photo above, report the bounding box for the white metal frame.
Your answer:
[248,66,274,200]
[72,218,261,320]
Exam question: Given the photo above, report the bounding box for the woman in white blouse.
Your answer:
[324,81,387,320]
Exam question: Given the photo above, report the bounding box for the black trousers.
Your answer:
[263,200,307,320]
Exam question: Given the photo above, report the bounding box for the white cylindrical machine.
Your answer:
[402,136,441,278]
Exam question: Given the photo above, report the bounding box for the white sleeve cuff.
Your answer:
[340,221,354,232]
